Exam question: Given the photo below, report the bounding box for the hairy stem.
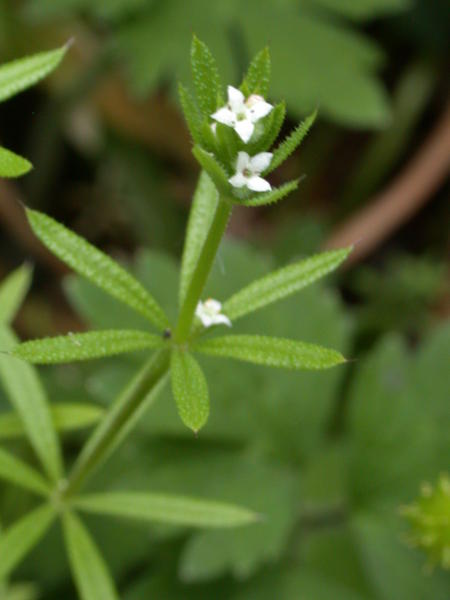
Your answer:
[63,349,170,498]
[175,198,232,342]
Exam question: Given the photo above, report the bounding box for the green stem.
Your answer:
[63,349,170,498]
[175,198,232,341]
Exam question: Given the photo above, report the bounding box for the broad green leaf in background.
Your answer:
[73,491,259,528]
[62,511,119,600]
[0,44,68,103]
[223,247,352,321]
[110,0,396,127]
[191,35,221,116]
[352,513,450,600]
[0,504,55,579]
[266,110,317,173]
[171,350,209,432]
[0,264,32,326]
[179,171,219,306]
[239,180,300,208]
[0,403,104,440]
[194,335,346,370]
[347,335,444,507]
[26,209,169,330]
[241,47,271,97]
[0,327,63,480]
[304,0,411,21]
[0,146,32,178]
[13,330,164,364]
[0,447,49,496]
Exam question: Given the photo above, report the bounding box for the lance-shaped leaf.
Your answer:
[13,330,163,365]
[73,491,259,528]
[223,247,352,321]
[0,264,32,326]
[179,171,218,306]
[241,46,271,97]
[0,403,104,440]
[239,179,300,208]
[194,335,346,370]
[0,146,32,178]
[26,209,169,330]
[171,350,209,433]
[0,327,63,480]
[62,512,119,600]
[247,101,286,156]
[0,44,68,104]
[192,146,229,194]
[266,110,317,174]
[178,83,202,144]
[0,447,49,496]
[0,504,55,579]
[191,35,221,116]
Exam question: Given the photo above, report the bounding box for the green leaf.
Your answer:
[0,504,55,579]
[239,179,300,207]
[0,44,68,103]
[178,82,202,144]
[191,35,221,116]
[0,447,49,496]
[62,511,119,600]
[194,335,346,370]
[13,330,163,365]
[170,350,209,432]
[0,146,32,178]
[223,247,352,321]
[192,146,229,193]
[0,403,104,440]
[0,264,32,326]
[241,46,271,96]
[0,327,63,481]
[247,101,286,155]
[25,209,169,330]
[267,110,317,173]
[73,491,259,528]
[179,171,218,306]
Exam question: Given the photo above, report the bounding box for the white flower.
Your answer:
[228,151,272,192]
[195,298,231,328]
[211,86,273,143]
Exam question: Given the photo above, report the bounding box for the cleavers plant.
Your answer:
[1,37,352,598]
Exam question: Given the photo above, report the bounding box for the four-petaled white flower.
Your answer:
[211,85,273,143]
[229,151,272,192]
[195,298,231,328]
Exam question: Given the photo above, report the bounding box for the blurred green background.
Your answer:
[0,0,449,598]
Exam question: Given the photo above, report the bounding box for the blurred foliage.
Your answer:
[20,0,413,128]
[1,240,447,597]
[1,0,449,597]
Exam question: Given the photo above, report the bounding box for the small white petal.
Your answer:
[229,173,248,188]
[211,107,236,126]
[210,122,217,134]
[249,152,273,173]
[247,175,271,192]
[248,99,273,122]
[234,119,254,142]
[236,151,250,172]
[214,313,232,327]
[204,298,222,313]
[227,85,245,111]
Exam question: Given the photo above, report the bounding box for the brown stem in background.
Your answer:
[324,101,450,264]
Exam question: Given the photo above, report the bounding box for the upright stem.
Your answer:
[175,198,232,341]
[63,349,170,498]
